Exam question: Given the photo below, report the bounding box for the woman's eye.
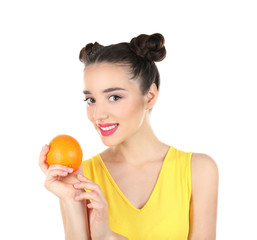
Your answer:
[109,95,121,102]
[83,97,95,104]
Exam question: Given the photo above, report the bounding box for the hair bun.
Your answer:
[129,33,166,62]
[79,42,103,63]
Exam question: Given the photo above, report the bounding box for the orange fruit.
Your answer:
[46,134,83,171]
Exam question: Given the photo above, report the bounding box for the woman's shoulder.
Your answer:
[190,152,219,192]
[189,152,219,237]
[81,153,101,179]
[191,152,218,173]
[82,153,100,168]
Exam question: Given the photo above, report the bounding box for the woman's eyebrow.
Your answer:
[83,87,127,95]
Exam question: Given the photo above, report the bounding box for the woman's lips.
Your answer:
[97,123,119,136]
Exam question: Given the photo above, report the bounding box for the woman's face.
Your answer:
[83,63,148,147]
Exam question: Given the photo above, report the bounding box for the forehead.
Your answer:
[83,63,136,90]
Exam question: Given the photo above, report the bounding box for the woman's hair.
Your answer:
[79,33,166,95]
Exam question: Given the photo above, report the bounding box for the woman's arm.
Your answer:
[74,173,128,240]
[39,146,91,239]
[57,169,127,240]
[188,153,219,240]
[59,165,91,239]
[60,198,91,240]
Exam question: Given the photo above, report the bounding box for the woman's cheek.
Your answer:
[86,106,94,122]
[121,99,144,120]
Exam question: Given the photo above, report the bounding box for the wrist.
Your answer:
[60,196,86,208]
[60,189,84,203]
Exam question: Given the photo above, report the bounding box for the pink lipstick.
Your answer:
[97,123,119,136]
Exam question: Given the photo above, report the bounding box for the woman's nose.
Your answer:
[93,104,108,121]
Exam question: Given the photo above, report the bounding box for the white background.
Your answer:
[0,0,256,239]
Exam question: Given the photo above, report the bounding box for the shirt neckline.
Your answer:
[96,146,174,213]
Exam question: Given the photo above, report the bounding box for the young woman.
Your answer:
[39,33,219,240]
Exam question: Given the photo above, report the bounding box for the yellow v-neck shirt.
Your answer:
[82,146,193,239]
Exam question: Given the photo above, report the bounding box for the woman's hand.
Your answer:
[39,145,127,239]
[38,145,51,175]
[73,173,113,240]
[38,145,84,200]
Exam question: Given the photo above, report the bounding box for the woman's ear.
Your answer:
[144,83,158,110]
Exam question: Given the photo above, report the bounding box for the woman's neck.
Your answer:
[107,119,169,166]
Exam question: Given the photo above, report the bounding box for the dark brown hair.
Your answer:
[79,33,166,95]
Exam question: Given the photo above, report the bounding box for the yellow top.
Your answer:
[82,146,193,239]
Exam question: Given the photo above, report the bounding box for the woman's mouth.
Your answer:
[97,123,119,136]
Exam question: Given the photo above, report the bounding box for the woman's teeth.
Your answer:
[99,124,118,131]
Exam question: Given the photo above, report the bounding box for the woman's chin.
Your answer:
[100,136,122,147]
[102,141,118,147]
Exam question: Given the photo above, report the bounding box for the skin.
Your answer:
[39,62,219,239]
[83,63,171,209]
[83,63,160,150]
[188,153,219,239]
[38,151,91,239]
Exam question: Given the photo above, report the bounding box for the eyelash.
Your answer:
[83,95,122,104]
